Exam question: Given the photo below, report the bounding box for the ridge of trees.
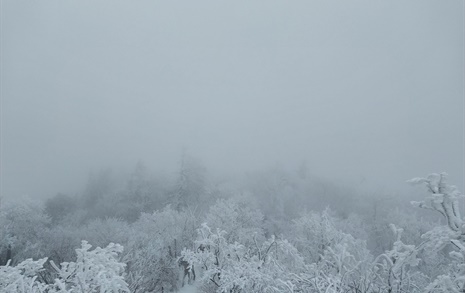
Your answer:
[1,165,463,292]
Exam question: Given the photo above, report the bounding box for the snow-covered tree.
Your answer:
[44,193,78,225]
[370,224,426,293]
[81,218,131,249]
[245,166,298,229]
[289,209,370,266]
[181,223,311,293]
[205,197,265,247]
[408,173,465,293]
[124,205,199,292]
[49,241,129,292]
[0,201,50,265]
[172,153,207,211]
[0,258,49,293]
[0,241,129,293]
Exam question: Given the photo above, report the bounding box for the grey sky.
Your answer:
[1,0,463,198]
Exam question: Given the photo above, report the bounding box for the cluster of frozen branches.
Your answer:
[1,172,464,292]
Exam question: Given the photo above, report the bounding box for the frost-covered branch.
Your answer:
[408,173,464,235]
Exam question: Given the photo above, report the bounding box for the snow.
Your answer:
[178,284,197,293]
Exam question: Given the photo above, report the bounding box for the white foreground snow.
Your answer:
[178,284,197,293]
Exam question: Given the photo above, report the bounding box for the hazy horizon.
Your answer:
[1,0,464,199]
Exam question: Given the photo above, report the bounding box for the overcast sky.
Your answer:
[1,0,464,198]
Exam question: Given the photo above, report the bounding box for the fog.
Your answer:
[1,0,463,199]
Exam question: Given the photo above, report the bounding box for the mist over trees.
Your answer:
[2,0,463,292]
[1,156,464,292]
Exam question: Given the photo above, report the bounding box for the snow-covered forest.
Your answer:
[2,0,464,292]
[1,162,464,292]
